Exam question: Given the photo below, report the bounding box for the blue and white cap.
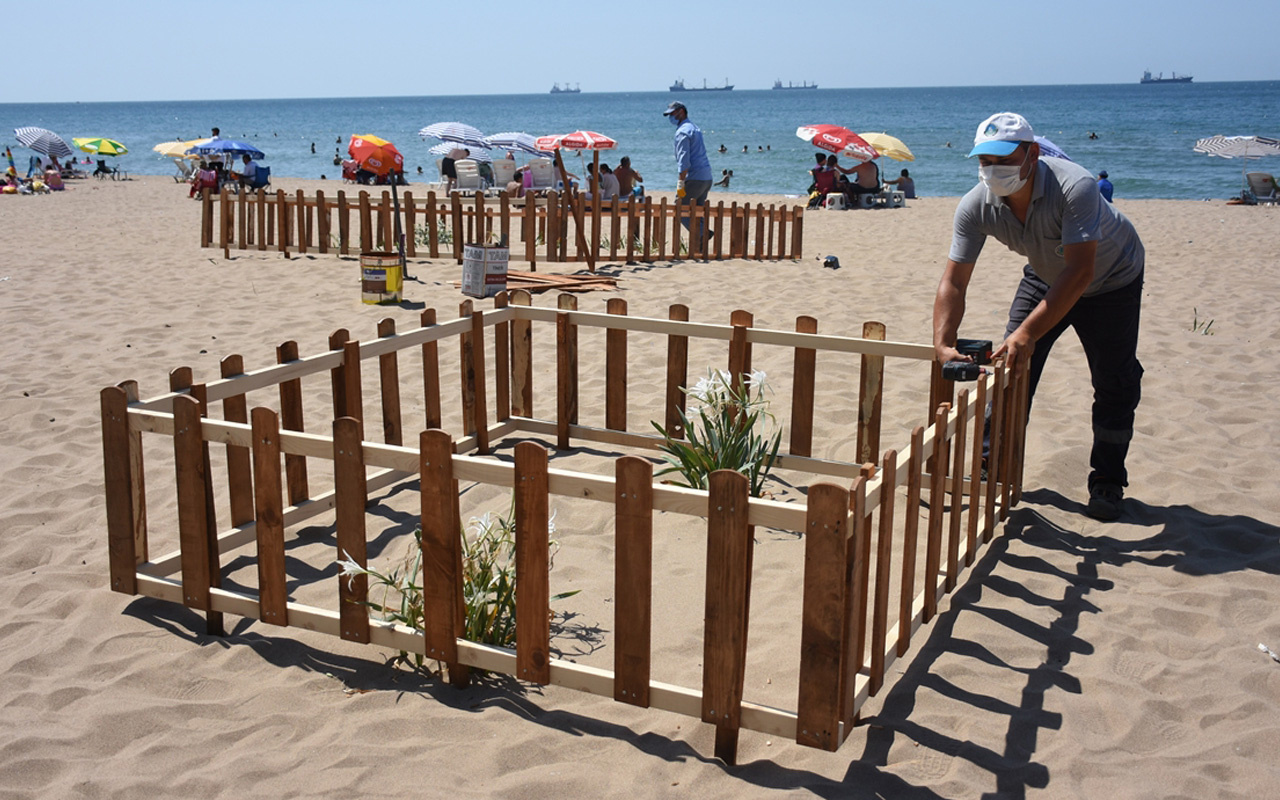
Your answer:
[968,112,1035,157]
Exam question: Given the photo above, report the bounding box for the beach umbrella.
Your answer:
[795,125,877,162]
[1193,135,1280,194]
[483,131,552,157]
[1034,135,1071,161]
[428,141,491,162]
[418,121,488,149]
[187,139,265,160]
[73,137,128,157]
[14,127,73,159]
[154,138,210,159]
[348,134,409,277]
[858,132,914,162]
[534,130,616,151]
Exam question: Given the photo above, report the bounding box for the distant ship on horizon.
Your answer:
[550,83,581,94]
[670,78,733,92]
[773,79,818,90]
[1141,70,1193,84]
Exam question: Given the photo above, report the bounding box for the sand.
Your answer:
[1,175,1278,798]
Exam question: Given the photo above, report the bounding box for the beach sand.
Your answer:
[1,176,1278,798]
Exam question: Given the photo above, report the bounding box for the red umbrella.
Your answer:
[348,134,404,175]
[534,130,617,151]
[795,125,877,162]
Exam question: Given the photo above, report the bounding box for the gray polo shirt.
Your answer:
[949,156,1144,296]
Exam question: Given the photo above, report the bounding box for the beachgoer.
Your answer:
[310,142,316,154]
[933,112,1144,521]
[233,154,258,188]
[615,156,643,197]
[663,101,713,244]
[884,168,916,199]
[848,159,880,195]
[210,127,220,140]
[189,161,218,198]
[44,164,64,191]
[1097,170,1114,202]
[508,168,525,198]
[718,144,727,153]
[714,169,732,188]
[742,145,748,153]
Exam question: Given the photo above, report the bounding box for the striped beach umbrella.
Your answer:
[795,125,877,162]
[535,130,616,151]
[73,137,129,157]
[418,121,488,149]
[14,127,73,159]
[483,131,553,156]
[428,141,491,162]
[1193,135,1280,160]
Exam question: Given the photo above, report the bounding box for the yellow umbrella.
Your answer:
[73,137,129,156]
[153,138,211,159]
[859,132,914,162]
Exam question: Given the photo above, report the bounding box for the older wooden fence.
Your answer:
[102,293,1027,764]
[198,187,805,269]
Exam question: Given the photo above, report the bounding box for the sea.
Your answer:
[4,81,1278,200]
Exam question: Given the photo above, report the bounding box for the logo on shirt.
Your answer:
[1055,244,1065,257]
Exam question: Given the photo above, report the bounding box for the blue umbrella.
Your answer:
[186,139,265,160]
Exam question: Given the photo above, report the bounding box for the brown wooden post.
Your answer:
[219,186,230,259]
[671,196,683,260]
[614,456,654,707]
[985,367,1006,539]
[382,191,394,252]
[857,321,887,465]
[451,193,465,263]
[703,469,753,765]
[796,482,850,751]
[870,449,898,695]
[545,190,559,263]
[173,394,223,636]
[789,316,818,457]
[664,304,690,439]
[102,386,138,594]
[358,190,373,253]
[839,476,865,729]
[498,192,510,249]
[514,441,551,684]
[605,298,627,431]
[334,417,370,644]
[947,389,969,592]
[265,195,275,247]
[656,196,668,260]
[728,202,741,258]
[256,189,267,250]
[237,187,247,250]
[509,290,533,418]
[777,204,788,260]
[342,340,364,441]
[328,329,350,420]
[728,311,754,395]
[473,190,485,246]
[458,300,476,437]
[792,206,804,260]
[555,294,579,449]
[297,189,309,254]
[626,197,638,263]
[754,203,765,261]
[420,309,443,430]
[1011,360,1030,505]
[849,466,873,680]
[117,380,148,565]
[377,319,403,447]
[337,190,350,255]
[609,196,621,260]
[219,355,254,527]
[924,403,950,621]
[404,190,417,258]
[898,425,925,656]
[420,429,466,679]
[276,340,309,505]
[317,190,329,254]
[642,196,653,262]
[426,191,440,259]
[250,406,288,627]
[276,189,288,255]
[523,195,536,269]
[200,190,213,248]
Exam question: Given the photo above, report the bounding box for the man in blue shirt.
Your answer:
[663,102,713,247]
[1097,170,1114,202]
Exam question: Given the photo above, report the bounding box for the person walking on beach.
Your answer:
[663,101,713,245]
[1097,170,1114,202]
[932,112,1145,521]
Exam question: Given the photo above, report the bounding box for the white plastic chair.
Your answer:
[453,159,482,193]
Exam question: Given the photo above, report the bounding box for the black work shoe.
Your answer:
[1086,482,1124,521]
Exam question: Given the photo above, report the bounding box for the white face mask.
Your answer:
[979,163,1027,196]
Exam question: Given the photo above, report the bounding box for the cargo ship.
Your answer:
[1141,70,1192,84]
[773,80,818,90]
[670,78,733,92]
[550,83,581,94]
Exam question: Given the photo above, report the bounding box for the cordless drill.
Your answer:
[942,338,993,382]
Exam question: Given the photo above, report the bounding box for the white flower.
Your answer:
[336,550,370,590]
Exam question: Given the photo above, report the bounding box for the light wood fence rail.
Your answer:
[101,293,1026,764]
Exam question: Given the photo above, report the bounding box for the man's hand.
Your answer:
[935,343,967,365]
[993,327,1036,371]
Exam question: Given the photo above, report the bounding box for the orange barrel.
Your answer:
[361,251,402,304]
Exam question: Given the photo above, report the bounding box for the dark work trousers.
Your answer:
[1003,264,1144,489]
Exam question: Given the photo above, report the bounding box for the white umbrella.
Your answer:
[1193,135,1280,195]
[483,131,552,156]
[429,141,491,162]
[418,122,488,149]
[14,126,73,159]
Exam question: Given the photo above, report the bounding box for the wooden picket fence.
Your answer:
[198,187,805,270]
[101,293,1027,764]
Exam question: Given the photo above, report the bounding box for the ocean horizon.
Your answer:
[5,81,1278,200]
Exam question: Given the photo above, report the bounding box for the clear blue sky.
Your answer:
[4,1,1275,103]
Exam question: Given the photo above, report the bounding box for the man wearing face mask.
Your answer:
[933,112,1145,521]
[663,101,713,246]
